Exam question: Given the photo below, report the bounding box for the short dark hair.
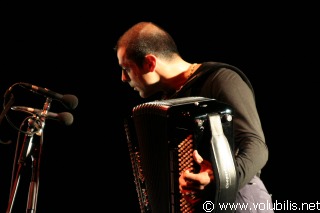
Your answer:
[115,22,180,67]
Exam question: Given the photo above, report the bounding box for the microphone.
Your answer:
[11,106,74,126]
[18,82,79,110]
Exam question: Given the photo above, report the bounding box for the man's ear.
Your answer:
[144,54,157,72]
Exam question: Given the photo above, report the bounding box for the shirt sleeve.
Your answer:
[199,68,268,189]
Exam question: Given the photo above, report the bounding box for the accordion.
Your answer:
[124,97,238,213]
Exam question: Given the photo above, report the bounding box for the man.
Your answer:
[115,21,274,213]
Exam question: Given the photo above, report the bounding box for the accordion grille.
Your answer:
[177,134,195,213]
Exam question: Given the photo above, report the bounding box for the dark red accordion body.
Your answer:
[124,97,238,213]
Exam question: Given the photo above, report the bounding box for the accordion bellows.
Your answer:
[124,97,238,213]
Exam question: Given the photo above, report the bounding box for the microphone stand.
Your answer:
[6,98,52,213]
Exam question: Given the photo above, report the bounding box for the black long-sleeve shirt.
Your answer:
[171,61,268,189]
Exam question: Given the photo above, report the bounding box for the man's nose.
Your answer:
[121,71,129,82]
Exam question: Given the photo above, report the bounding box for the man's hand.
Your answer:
[179,150,214,204]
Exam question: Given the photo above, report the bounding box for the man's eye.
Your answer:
[122,67,130,73]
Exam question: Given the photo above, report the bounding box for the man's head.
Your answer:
[115,22,180,98]
[115,22,179,67]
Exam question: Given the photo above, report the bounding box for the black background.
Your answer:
[1,4,319,212]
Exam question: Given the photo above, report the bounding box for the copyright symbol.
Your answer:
[203,201,214,212]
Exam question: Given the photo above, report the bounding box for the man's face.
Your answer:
[117,47,157,98]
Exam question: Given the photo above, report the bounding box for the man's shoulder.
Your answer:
[195,61,240,81]
[199,61,240,72]
[198,61,254,97]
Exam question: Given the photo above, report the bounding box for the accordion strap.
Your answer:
[207,113,238,212]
